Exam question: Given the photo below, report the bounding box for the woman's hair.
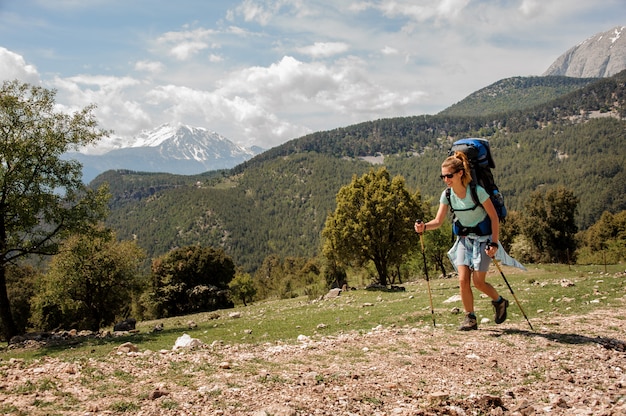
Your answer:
[442,151,472,187]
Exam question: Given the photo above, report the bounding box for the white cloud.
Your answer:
[134,60,164,73]
[297,42,349,58]
[155,28,217,61]
[209,54,224,63]
[50,75,152,137]
[0,47,40,84]
[362,0,470,23]
[169,41,209,60]
[231,0,276,25]
[138,55,425,148]
[228,0,311,26]
[381,45,399,55]
[437,0,470,19]
[518,0,543,18]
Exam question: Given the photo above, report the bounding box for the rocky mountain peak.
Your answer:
[70,122,261,182]
[543,26,626,78]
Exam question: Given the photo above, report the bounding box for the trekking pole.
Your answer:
[492,258,534,331]
[415,220,436,328]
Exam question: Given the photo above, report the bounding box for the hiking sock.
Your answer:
[495,296,504,304]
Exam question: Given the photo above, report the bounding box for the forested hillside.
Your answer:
[99,72,626,272]
[438,75,597,117]
[98,155,374,271]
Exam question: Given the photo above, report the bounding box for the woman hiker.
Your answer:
[414,151,509,330]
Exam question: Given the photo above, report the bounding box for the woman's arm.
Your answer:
[414,203,448,233]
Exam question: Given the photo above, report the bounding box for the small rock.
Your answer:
[429,391,449,404]
[117,342,139,353]
[172,333,204,350]
[553,396,570,409]
[148,387,170,400]
[324,288,342,299]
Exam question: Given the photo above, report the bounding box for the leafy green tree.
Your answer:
[520,186,579,263]
[30,228,146,332]
[322,168,427,286]
[5,265,40,334]
[499,210,523,252]
[149,245,235,317]
[577,210,626,264]
[253,254,283,299]
[251,255,323,300]
[229,271,257,306]
[321,253,347,289]
[0,80,109,340]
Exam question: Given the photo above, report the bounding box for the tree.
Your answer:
[499,210,523,252]
[149,245,235,317]
[30,228,146,332]
[0,80,110,341]
[5,265,40,334]
[229,271,257,306]
[577,210,626,264]
[322,168,427,286]
[520,186,579,263]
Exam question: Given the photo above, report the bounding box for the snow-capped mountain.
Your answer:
[67,123,262,183]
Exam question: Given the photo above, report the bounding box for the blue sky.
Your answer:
[0,0,624,151]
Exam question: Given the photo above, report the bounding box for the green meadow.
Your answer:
[3,263,623,361]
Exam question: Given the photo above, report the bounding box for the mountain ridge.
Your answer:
[543,25,626,77]
[72,123,261,182]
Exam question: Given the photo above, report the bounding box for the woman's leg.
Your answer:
[472,271,499,301]
[458,265,474,313]
[474,270,509,324]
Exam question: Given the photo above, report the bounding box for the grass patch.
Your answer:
[0,264,624,364]
[0,405,25,416]
[108,401,140,412]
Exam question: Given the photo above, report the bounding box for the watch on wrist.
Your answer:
[488,242,498,248]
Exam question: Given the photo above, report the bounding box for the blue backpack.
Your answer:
[446,138,507,235]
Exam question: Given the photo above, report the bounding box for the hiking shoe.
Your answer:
[492,298,509,324]
[458,314,478,331]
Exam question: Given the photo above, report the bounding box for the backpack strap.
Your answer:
[468,182,480,208]
[447,184,492,236]
[446,183,481,213]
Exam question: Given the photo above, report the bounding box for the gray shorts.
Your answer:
[454,236,492,272]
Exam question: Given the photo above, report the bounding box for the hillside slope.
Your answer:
[438,75,596,117]
[99,72,626,271]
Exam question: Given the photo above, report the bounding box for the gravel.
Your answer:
[1,309,625,415]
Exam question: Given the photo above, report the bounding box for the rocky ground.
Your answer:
[1,308,625,415]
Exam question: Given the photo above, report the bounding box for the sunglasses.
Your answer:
[440,172,456,179]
